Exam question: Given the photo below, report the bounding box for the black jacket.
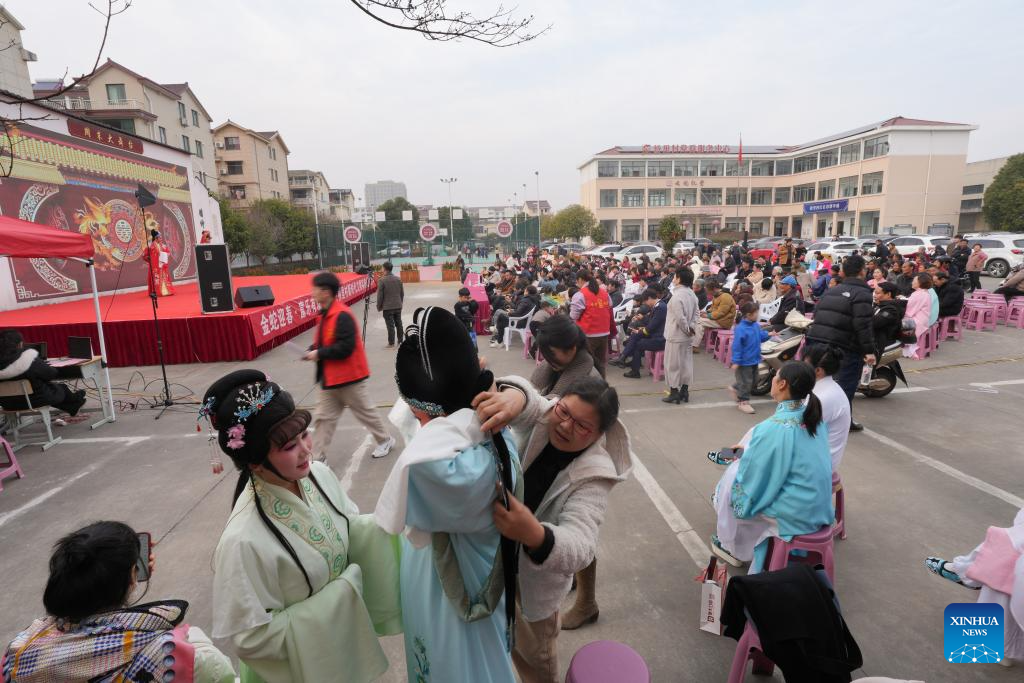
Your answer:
[722,564,862,683]
[806,278,875,355]
[935,281,965,318]
[894,273,915,297]
[872,299,904,354]
[770,290,805,331]
[0,348,68,410]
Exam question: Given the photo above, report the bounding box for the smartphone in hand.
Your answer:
[136,532,152,582]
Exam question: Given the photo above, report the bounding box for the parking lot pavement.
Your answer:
[2,279,1022,681]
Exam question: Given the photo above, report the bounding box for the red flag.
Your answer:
[738,135,743,165]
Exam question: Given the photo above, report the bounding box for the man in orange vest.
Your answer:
[305,271,396,462]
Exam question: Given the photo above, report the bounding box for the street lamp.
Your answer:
[534,171,541,247]
[441,177,457,257]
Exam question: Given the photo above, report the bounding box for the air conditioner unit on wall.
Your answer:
[215,141,224,149]
[220,169,227,175]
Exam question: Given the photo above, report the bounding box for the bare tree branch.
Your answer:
[348,0,549,47]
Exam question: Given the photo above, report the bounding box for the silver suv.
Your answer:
[963,233,1024,278]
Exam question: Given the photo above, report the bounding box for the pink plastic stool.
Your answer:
[938,315,962,342]
[832,472,846,541]
[523,331,533,359]
[0,435,24,492]
[727,623,776,683]
[644,350,664,382]
[1006,299,1024,327]
[764,525,836,583]
[913,326,934,359]
[715,330,735,365]
[704,328,720,353]
[964,303,997,331]
[565,640,650,683]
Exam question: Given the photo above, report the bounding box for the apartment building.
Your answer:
[328,189,355,221]
[288,170,331,217]
[958,156,1010,233]
[0,6,35,98]
[213,121,290,207]
[33,59,215,191]
[579,117,976,242]
[365,180,407,210]
[522,199,551,217]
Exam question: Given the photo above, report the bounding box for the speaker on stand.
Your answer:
[195,244,235,314]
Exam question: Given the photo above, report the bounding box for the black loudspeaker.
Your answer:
[351,242,371,271]
[235,285,275,308]
[196,244,235,313]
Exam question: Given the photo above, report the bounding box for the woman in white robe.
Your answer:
[203,370,401,683]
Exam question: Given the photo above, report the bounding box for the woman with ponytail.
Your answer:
[205,370,400,683]
[710,360,834,573]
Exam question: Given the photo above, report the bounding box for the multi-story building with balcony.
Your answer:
[213,121,290,208]
[33,59,216,192]
[329,189,355,222]
[579,117,976,242]
[288,170,331,218]
[958,156,1010,233]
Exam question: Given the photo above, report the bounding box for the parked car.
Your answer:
[672,240,697,253]
[963,233,1024,278]
[583,243,624,257]
[887,235,951,257]
[615,243,665,260]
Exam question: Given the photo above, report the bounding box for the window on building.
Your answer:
[600,220,617,241]
[840,142,861,164]
[725,188,747,205]
[599,189,617,208]
[674,188,697,206]
[106,119,136,134]
[228,185,246,200]
[674,159,699,176]
[699,159,724,176]
[598,160,618,177]
[105,83,127,104]
[194,140,203,158]
[774,187,791,204]
[794,154,818,173]
[224,136,240,150]
[621,221,642,241]
[861,171,883,195]
[191,109,199,127]
[291,189,310,200]
[699,222,716,236]
[793,184,815,202]
[647,160,671,177]
[269,146,277,160]
[226,161,243,174]
[858,211,880,235]
[177,101,187,122]
[773,220,787,236]
[960,199,983,211]
[838,176,858,198]
[181,135,190,153]
[725,219,745,232]
[622,190,644,207]
[864,135,889,159]
[620,160,644,177]
[750,160,774,176]
[818,180,835,200]
[158,126,167,144]
[648,189,669,207]
[700,188,722,205]
[819,147,839,168]
[750,188,772,205]
[749,220,765,235]
[725,160,749,176]
[647,221,660,241]
[775,159,793,175]
[962,184,985,195]
[270,168,278,182]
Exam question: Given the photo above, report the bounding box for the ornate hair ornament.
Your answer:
[233,383,276,424]
[400,391,446,418]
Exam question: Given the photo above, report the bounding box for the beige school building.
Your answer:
[579,117,978,242]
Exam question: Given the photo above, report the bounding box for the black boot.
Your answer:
[623,369,641,379]
[680,385,690,403]
[662,388,680,404]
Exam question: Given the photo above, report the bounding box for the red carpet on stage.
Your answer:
[0,273,375,367]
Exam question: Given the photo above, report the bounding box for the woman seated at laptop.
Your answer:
[0,329,86,416]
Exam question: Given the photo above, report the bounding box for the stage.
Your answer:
[0,273,375,367]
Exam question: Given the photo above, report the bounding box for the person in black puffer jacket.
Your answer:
[933,270,964,318]
[0,329,86,415]
[871,282,905,356]
[804,255,876,431]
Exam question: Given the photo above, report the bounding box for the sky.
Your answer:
[13,0,1024,211]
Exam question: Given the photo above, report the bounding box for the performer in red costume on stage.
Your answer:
[143,229,175,297]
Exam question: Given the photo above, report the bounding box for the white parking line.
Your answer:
[862,428,1024,509]
[624,399,774,414]
[340,435,374,492]
[630,455,708,568]
[970,379,1024,387]
[0,466,98,529]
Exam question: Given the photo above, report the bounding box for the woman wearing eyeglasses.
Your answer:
[473,376,633,683]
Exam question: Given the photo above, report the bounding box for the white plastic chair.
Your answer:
[0,379,62,451]
[504,307,536,351]
[758,298,782,323]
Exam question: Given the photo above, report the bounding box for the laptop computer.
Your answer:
[67,336,94,360]
[25,341,46,359]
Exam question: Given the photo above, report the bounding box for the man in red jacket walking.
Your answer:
[305,271,395,462]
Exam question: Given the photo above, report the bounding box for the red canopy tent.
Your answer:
[0,216,116,423]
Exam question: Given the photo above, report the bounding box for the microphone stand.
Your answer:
[138,195,174,419]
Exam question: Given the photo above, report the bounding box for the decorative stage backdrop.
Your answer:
[2,121,197,305]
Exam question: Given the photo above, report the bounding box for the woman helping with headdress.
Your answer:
[202,370,401,683]
[374,306,521,683]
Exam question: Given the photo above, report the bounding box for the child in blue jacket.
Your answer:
[730,301,771,414]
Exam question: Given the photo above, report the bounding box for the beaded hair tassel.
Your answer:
[197,396,224,475]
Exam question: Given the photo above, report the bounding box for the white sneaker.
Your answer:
[372,435,396,459]
[737,401,756,415]
[489,339,500,348]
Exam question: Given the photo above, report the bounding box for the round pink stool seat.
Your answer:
[565,640,651,683]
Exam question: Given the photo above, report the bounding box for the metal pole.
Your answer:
[447,181,455,256]
[535,171,541,247]
[85,259,116,426]
[313,204,323,270]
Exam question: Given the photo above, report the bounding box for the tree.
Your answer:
[983,154,1024,232]
[247,200,285,265]
[588,221,607,245]
[219,198,250,258]
[658,216,683,252]
[540,213,560,240]
[376,196,420,248]
[549,204,597,242]
[348,0,549,47]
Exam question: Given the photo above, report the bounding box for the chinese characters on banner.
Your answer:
[641,144,731,154]
[67,120,145,154]
[247,275,377,346]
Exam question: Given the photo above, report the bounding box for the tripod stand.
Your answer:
[135,185,175,419]
[357,265,375,341]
